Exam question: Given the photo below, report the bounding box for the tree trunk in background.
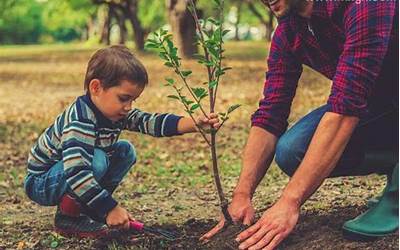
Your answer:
[114,8,127,44]
[93,0,145,50]
[246,0,274,41]
[265,11,274,41]
[120,0,144,50]
[166,0,197,58]
[234,1,243,41]
[100,5,112,45]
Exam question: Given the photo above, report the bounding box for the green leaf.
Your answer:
[190,104,200,111]
[191,87,207,99]
[227,104,241,114]
[167,95,180,100]
[165,78,174,85]
[159,52,168,61]
[223,67,232,71]
[164,62,174,68]
[222,29,231,37]
[145,43,159,49]
[50,241,59,248]
[209,81,217,89]
[181,70,192,77]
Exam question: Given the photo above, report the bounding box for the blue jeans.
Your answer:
[275,105,398,177]
[24,140,136,206]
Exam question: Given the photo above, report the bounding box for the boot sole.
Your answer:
[342,227,397,241]
[55,227,108,238]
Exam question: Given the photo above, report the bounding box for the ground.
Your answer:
[0,42,397,249]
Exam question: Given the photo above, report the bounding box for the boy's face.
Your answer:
[89,79,144,122]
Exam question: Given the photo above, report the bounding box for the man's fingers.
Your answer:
[209,113,218,118]
[262,233,284,250]
[236,222,261,242]
[243,211,254,226]
[200,219,225,241]
[248,229,279,250]
[238,226,270,250]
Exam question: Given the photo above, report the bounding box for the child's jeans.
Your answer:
[24,140,136,206]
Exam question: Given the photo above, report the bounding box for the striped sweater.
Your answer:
[27,94,182,218]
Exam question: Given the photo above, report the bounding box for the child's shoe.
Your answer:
[55,194,108,238]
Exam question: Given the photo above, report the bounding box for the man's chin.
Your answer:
[273,8,291,18]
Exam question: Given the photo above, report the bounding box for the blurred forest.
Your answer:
[0,0,275,57]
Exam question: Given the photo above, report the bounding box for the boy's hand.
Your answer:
[196,113,220,131]
[106,205,132,230]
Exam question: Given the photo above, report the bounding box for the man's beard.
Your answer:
[290,0,308,14]
[277,0,307,17]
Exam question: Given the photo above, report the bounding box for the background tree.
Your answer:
[166,0,198,58]
[245,0,274,40]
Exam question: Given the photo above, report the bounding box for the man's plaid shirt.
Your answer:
[251,1,398,137]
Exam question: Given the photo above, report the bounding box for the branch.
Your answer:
[159,44,209,118]
[172,86,211,146]
[246,0,268,25]
[188,0,216,113]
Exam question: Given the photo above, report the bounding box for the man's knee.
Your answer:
[275,135,302,177]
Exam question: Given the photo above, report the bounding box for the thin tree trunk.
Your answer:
[246,0,274,41]
[166,0,198,58]
[100,5,112,45]
[234,1,243,41]
[123,0,145,50]
[115,9,127,44]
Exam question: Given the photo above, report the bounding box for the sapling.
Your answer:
[145,0,239,224]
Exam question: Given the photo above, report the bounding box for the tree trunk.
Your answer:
[100,5,112,45]
[114,8,127,44]
[265,11,274,41]
[246,0,274,41]
[122,0,145,50]
[166,0,198,58]
[234,1,243,41]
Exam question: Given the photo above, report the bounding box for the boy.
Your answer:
[24,45,220,237]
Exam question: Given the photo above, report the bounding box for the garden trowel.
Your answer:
[129,220,179,240]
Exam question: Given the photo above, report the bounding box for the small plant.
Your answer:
[41,232,64,248]
[145,0,239,223]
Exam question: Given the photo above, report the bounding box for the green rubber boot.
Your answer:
[342,164,399,241]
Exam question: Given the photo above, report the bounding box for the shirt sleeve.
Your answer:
[124,109,182,137]
[251,23,303,137]
[61,120,117,219]
[327,2,397,117]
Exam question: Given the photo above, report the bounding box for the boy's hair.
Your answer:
[84,45,148,91]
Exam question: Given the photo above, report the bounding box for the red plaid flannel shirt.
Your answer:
[251,1,398,137]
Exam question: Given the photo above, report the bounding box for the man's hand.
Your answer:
[106,205,132,230]
[236,198,299,250]
[200,193,255,241]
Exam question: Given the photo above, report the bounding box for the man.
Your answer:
[201,1,398,249]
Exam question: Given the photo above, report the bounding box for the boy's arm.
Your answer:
[125,109,183,137]
[61,120,118,219]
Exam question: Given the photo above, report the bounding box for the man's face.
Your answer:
[261,0,302,18]
[90,79,144,122]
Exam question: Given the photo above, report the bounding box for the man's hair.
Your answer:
[84,45,148,91]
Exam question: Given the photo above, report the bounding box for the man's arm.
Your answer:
[236,113,359,250]
[233,126,277,199]
[281,113,359,206]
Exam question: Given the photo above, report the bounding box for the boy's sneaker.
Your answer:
[55,194,108,238]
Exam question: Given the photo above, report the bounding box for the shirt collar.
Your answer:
[81,93,119,128]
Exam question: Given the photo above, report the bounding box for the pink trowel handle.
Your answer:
[129,220,144,231]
